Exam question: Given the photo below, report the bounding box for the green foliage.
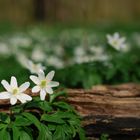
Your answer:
[56,46,140,88]
[100,133,109,140]
[0,27,140,89]
[0,91,86,140]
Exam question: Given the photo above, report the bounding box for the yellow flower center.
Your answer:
[12,88,18,95]
[33,64,37,70]
[113,40,118,46]
[40,80,47,88]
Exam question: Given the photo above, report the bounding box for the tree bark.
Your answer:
[66,83,140,137]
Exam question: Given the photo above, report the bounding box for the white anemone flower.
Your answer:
[0,76,32,105]
[31,47,46,62]
[107,32,127,51]
[30,70,59,100]
[27,60,46,74]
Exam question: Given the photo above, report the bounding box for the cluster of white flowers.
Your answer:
[74,45,109,64]
[0,61,59,105]
[0,28,132,69]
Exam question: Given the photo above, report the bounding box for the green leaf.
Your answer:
[100,133,109,140]
[11,104,24,113]
[78,128,86,140]
[53,126,65,140]
[48,124,56,131]
[68,124,76,138]
[54,111,79,119]
[53,102,73,111]
[0,123,7,129]
[25,100,52,112]
[0,113,10,124]
[39,101,53,112]
[22,112,41,130]
[49,91,67,103]
[19,130,33,140]
[61,124,73,136]
[37,124,52,140]
[12,125,20,140]
[14,116,32,126]
[41,114,65,124]
[0,128,11,140]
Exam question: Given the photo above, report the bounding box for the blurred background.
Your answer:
[0,0,140,89]
[0,0,140,25]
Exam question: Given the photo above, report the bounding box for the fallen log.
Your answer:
[67,83,140,137]
[0,83,140,138]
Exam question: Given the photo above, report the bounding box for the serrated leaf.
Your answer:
[61,124,73,136]
[54,111,78,120]
[48,124,56,131]
[14,116,32,126]
[19,130,32,140]
[0,128,11,140]
[37,124,52,140]
[0,123,7,129]
[39,101,52,112]
[53,126,65,140]
[0,113,10,124]
[12,125,20,140]
[22,112,41,130]
[25,100,52,112]
[53,102,73,111]
[78,128,86,140]
[41,114,65,124]
[49,91,67,103]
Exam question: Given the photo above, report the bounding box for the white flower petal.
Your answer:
[106,34,112,41]
[30,75,40,84]
[19,82,30,92]
[38,70,45,80]
[46,87,53,94]
[17,93,32,103]
[1,80,11,92]
[10,76,18,88]
[32,86,40,93]
[119,37,126,44]
[46,71,55,81]
[114,32,119,39]
[10,97,17,105]
[0,92,10,99]
[40,89,46,100]
[48,81,59,87]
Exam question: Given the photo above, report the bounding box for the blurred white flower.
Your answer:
[16,53,29,68]
[0,42,10,56]
[30,70,59,100]
[29,28,47,42]
[16,53,46,73]
[31,47,46,62]
[75,46,86,56]
[0,76,32,105]
[46,56,64,69]
[27,60,46,74]
[74,45,109,64]
[9,36,32,48]
[107,32,128,51]
[90,46,104,55]
[89,46,109,61]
